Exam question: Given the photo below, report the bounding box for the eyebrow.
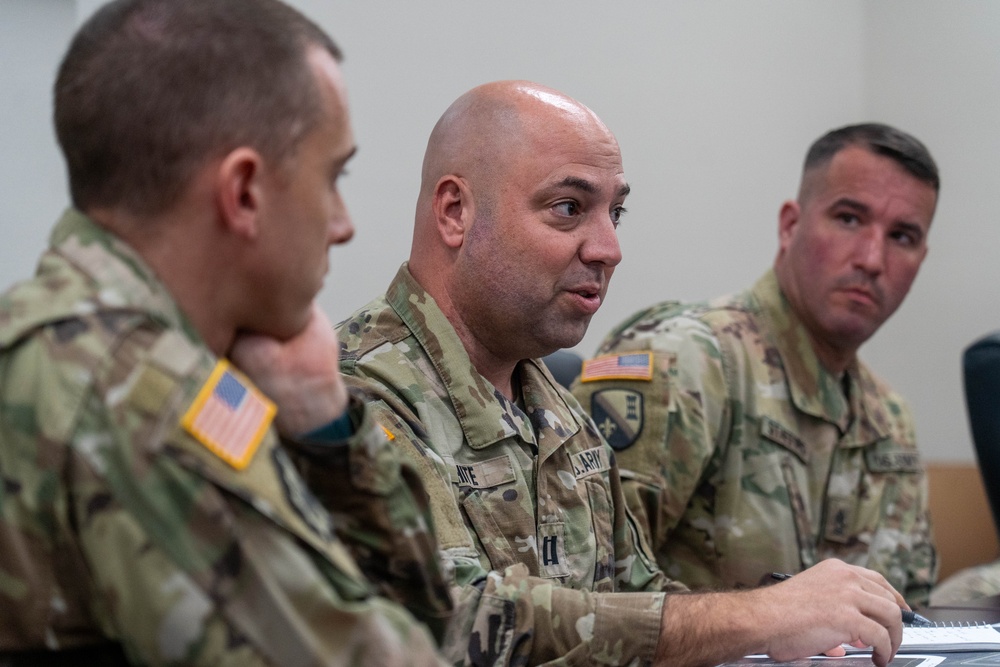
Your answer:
[557,176,597,194]
[829,197,869,214]
[552,176,631,199]
[896,221,926,240]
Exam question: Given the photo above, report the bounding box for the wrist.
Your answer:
[303,408,355,441]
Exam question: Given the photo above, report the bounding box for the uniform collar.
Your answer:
[751,269,889,445]
[385,263,582,456]
[48,208,199,342]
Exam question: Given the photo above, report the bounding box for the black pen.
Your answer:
[768,573,933,626]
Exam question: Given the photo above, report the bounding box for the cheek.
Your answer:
[798,231,839,265]
[885,260,922,299]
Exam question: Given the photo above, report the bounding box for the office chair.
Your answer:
[542,349,583,389]
[963,330,1000,537]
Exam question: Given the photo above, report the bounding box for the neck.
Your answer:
[438,295,519,399]
[89,207,238,358]
[772,261,856,377]
[807,337,855,377]
[463,342,518,400]
[411,261,519,399]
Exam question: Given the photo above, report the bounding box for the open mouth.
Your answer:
[569,288,602,314]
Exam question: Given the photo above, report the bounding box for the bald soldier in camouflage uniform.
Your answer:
[339,84,912,667]
[340,264,677,666]
[573,124,939,607]
[0,1,449,665]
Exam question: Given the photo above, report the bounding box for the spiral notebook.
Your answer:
[844,622,1000,654]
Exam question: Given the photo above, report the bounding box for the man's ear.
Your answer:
[432,175,474,249]
[216,147,266,240]
[777,199,800,253]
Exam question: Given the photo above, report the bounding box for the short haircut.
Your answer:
[54,0,342,216]
[803,123,940,193]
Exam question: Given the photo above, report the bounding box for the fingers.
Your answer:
[855,615,894,667]
[829,563,903,666]
[767,560,903,665]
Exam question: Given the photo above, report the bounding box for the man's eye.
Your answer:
[836,212,860,226]
[553,201,580,217]
[611,205,627,227]
[890,230,918,247]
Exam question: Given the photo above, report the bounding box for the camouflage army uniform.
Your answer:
[338,264,683,667]
[931,559,1000,605]
[571,270,936,606]
[0,210,450,666]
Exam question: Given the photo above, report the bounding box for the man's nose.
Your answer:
[328,202,354,246]
[580,215,623,268]
[853,226,885,276]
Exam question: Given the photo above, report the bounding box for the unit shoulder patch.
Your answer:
[590,388,644,451]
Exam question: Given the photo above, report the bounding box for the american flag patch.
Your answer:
[181,361,276,470]
[580,352,653,382]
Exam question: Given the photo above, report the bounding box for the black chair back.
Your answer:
[542,350,583,389]
[964,331,1000,536]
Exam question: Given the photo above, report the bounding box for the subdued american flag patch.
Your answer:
[181,361,276,470]
[580,351,653,382]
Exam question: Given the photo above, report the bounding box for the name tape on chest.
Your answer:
[865,448,922,473]
[453,454,516,489]
[181,360,275,470]
[570,446,610,479]
[580,352,653,383]
[760,417,808,462]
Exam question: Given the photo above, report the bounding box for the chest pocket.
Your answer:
[569,446,617,590]
[713,417,815,574]
[453,454,526,572]
[848,441,923,537]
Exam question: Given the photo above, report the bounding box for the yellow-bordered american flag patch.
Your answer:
[181,360,275,469]
[580,352,653,382]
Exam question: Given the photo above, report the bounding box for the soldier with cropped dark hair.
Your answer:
[573,122,939,608]
[0,1,450,664]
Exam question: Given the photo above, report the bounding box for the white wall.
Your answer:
[1,1,995,464]
[0,0,74,282]
[863,1,1000,463]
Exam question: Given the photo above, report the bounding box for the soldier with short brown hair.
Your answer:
[573,123,939,608]
[0,1,450,664]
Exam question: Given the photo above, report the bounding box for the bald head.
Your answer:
[407,81,627,390]
[412,81,618,262]
[418,81,610,200]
